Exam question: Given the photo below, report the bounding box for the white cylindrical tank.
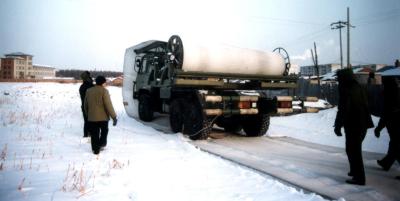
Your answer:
[177,37,286,76]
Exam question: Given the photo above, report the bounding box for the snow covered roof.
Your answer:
[377,66,396,72]
[321,70,338,81]
[33,64,55,69]
[381,67,400,76]
[320,67,375,81]
[5,52,33,57]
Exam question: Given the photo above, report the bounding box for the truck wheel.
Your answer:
[183,101,210,140]
[169,99,184,133]
[138,94,153,122]
[241,115,270,137]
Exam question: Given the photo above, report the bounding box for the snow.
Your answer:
[0,82,333,201]
[268,107,390,154]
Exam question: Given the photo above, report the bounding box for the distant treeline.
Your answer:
[56,69,123,79]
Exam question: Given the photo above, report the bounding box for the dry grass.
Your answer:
[62,163,94,194]
[0,97,12,105]
[1,144,7,161]
[17,177,25,191]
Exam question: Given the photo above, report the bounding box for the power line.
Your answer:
[353,8,400,22]
[280,26,331,48]
[249,15,325,26]
[356,13,400,26]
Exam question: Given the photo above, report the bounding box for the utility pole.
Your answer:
[310,42,320,96]
[331,7,355,69]
[346,7,355,68]
[331,21,346,69]
[347,7,350,68]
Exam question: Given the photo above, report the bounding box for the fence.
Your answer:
[296,78,384,116]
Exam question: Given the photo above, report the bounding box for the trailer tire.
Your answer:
[138,94,153,122]
[183,100,210,140]
[241,114,270,137]
[169,99,184,133]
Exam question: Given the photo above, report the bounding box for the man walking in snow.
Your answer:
[79,71,94,138]
[374,76,400,180]
[84,75,117,155]
[334,68,374,185]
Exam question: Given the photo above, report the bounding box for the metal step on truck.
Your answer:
[122,35,318,140]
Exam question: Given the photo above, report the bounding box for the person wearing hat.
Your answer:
[84,75,117,154]
[334,68,374,185]
[79,71,94,138]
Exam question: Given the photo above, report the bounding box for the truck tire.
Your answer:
[241,114,270,137]
[182,101,210,140]
[169,99,184,133]
[138,94,153,122]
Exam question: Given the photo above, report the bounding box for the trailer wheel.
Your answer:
[138,94,153,122]
[241,115,270,137]
[169,99,184,133]
[183,101,210,140]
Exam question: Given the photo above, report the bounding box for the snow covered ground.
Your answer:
[268,105,389,154]
[0,82,336,201]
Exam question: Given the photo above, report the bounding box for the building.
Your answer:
[352,64,386,72]
[0,52,55,79]
[0,52,33,79]
[300,64,341,77]
[32,65,56,79]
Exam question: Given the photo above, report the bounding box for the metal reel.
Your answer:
[273,47,291,76]
[167,35,184,69]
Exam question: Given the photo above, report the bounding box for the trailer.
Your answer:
[122,35,317,140]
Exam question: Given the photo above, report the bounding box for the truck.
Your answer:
[122,35,317,140]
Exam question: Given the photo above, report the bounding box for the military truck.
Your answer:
[122,35,316,140]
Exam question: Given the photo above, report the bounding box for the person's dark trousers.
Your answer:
[379,122,400,168]
[88,121,109,153]
[345,127,367,183]
[81,106,90,137]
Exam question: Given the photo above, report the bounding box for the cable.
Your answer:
[281,26,331,48]
[356,13,400,26]
[353,8,400,22]
[248,15,325,26]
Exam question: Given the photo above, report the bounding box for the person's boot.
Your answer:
[377,160,390,171]
[346,178,365,186]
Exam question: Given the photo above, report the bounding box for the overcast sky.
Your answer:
[0,0,399,71]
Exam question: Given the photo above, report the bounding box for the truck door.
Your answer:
[136,56,151,91]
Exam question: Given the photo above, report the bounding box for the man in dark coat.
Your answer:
[374,76,400,180]
[84,76,117,155]
[79,71,94,137]
[334,68,374,185]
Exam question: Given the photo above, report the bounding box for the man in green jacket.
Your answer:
[84,75,117,154]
